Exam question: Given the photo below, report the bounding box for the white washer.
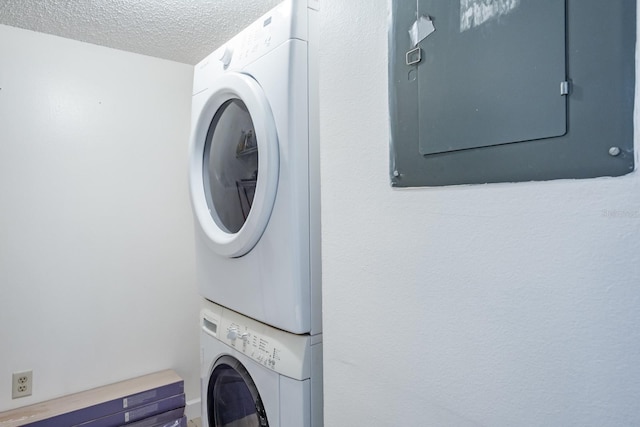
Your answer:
[201,300,323,427]
[189,0,321,335]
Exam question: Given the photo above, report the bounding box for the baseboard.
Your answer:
[185,398,201,421]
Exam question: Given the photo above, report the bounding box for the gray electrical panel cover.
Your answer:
[389,0,636,187]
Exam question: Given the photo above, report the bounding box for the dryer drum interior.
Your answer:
[203,98,259,234]
[207,355,269,427]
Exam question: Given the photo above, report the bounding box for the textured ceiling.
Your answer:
[0,0,282,64]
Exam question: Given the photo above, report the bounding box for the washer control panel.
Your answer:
[202,303,312,381]
[226,323,282,370]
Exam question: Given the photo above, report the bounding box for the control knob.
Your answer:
[220,45,233,67]
[227,327,238,341]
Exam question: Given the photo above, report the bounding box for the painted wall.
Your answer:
[0,25,200,412]
[319,2,640,426]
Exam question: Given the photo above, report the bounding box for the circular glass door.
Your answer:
[189,72,279,258]
[203,99,258,234]
[207,356,269,427]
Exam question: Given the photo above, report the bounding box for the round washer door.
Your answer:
[207,355,269,427]
[189,72,279,258]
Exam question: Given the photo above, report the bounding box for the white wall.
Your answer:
[319,2,640,426]
[0,25,200,411]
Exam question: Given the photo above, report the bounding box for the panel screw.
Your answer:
[393,170,400,177]
[608,147,621,157]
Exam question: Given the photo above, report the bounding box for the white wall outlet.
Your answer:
[12,370,32,399]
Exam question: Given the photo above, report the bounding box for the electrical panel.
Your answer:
[389,0,636,187]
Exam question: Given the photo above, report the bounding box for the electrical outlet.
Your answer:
[12,370,32,399]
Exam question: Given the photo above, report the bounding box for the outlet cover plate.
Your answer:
[12,370,32,399]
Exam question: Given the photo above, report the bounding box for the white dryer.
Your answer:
[189,0,321,335]
[200,300,323,427]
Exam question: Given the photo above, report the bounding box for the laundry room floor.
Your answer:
[187,418,202,427]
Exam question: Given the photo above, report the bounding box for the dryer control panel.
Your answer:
[201,302,314,381]
[219,0,310,71]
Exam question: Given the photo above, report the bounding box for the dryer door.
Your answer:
[190,72,279,258]
[207,355,270,427]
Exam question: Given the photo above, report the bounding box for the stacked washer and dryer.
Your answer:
[188,1,322,426]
